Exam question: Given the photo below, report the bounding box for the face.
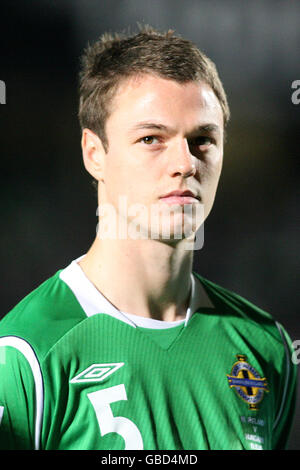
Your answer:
[92,74,224,243]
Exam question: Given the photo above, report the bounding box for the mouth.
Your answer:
[159,190,200,205]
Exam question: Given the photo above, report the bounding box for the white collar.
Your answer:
[59,255,213,329]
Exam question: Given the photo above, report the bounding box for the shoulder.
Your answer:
[194,272,292,350]
[0,269,86,361]
[194,273,297,411]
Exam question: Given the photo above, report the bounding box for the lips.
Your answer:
[159,190,200,205]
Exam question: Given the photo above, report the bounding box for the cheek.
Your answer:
[211,155,223,183]
[196,152,223,187]
[104,155,149,206]
[103,157,129,204]
[198,157,223,219]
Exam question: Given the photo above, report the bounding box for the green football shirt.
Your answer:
[0,256,297,450]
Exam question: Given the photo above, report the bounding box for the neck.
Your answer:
[79,236,194,322]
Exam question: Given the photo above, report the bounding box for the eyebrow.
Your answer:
[129,122,173,133]
[129,121,220,135]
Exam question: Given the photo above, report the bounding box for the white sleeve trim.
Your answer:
[0,336,44,450]
[273,322,291,430]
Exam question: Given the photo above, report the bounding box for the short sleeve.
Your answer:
[0,337,43,450]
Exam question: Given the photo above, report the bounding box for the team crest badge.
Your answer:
[227,355,269,410]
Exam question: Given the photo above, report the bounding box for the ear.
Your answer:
[81,129,106,182]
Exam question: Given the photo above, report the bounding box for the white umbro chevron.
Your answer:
[70,363,124,383]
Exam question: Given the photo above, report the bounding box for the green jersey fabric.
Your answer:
[0,256,297,450]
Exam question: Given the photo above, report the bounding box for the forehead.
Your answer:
[107,74,223,132]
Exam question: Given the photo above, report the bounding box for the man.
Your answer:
[0,26,297,450]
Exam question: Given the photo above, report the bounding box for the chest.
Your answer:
[41,315,275,450]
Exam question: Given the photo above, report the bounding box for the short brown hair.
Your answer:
[78,25,230,152]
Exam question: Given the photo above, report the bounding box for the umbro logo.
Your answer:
[70,363,124,384]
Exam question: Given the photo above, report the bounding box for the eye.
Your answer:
[140,136,159,145]
[190,136,213,148]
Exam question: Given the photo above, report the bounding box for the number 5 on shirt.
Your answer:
[87,384,143,450]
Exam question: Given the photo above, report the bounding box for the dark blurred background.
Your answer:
[0,0,299,449]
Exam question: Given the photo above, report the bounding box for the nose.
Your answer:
[168,138,196,178]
